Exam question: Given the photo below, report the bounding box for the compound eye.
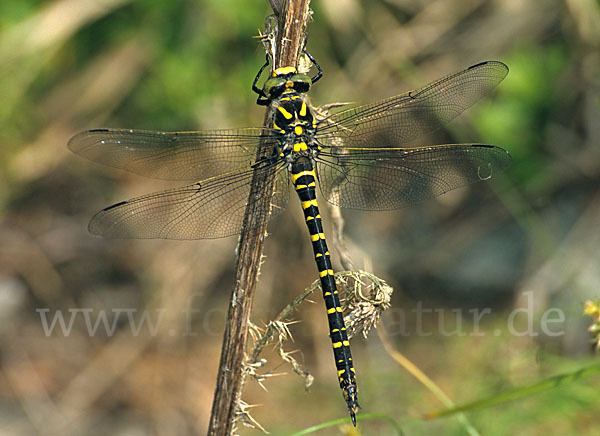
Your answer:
[290,74,311,93]
[270,83,286,98]
[263,77,287,99]
[294,81,310,93]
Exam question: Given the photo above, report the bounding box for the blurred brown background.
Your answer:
[1,0,599,434]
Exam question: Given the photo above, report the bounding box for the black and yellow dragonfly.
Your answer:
[68,59,510,425]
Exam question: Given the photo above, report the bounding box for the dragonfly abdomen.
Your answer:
[290,157,359,424]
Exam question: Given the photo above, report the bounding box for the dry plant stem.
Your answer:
[275,0,311,66]
[268,0,282,16]
[329,203,355,271]
[207,1,312,435]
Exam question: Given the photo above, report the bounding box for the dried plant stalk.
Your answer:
[207,1,312,435]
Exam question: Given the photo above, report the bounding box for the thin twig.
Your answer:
[207,2,312,435]
[250,279,321,362]
[247,269,391,401]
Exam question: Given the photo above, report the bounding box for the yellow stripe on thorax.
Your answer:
[299,101,307,117]
[277,106,293,120]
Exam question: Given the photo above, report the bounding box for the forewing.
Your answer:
[68,128,275,181]
[88,164,290,239]
[316,145,511,210]
[315,61,508,148]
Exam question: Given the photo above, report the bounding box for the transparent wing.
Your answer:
[315,61,508,148]
[88,163,290,239]
[68,127,276,181]
[315,145,511,210]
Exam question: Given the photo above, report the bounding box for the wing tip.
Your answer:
[469,60,509,77]
[67,128,111,153]
[471,144,512,170]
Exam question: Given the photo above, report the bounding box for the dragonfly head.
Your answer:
[262,66,312,101]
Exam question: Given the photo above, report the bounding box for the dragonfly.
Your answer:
[68,58,510,425]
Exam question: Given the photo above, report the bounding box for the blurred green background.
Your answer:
[1,0,600,435]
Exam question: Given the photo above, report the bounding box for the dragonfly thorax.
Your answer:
[272,91,319,163]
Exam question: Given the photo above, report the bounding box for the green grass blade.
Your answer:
[288,413,404,436]
[425,362,600,419]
